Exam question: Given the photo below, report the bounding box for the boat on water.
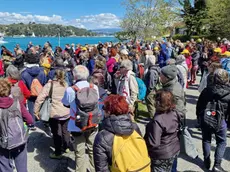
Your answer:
[31,32,36,37]
[13,35,26,38]
[0,33,7,44]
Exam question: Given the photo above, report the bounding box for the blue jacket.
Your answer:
[21,66,47,90]
[159,43,169,68]
[87,58,95,75]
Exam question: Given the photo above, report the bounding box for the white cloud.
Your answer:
[0,12,121,29]
[74,13,120,29]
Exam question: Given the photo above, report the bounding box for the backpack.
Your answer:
[71,83,101,132]
[171,48,178,59]
[111,130,151,172]
[30,78,43,96]
[203,100,224,131]
[0,101,27,150]
[138,64,145,79]
[136,77,147,101]
[11,82,24,101]
[222,58,230,75]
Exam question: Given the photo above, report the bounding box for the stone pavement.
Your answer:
[26,77,230,172]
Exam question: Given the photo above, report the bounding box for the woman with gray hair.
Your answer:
[196,69,230,172]
[6,65,30,105]
[115,59,138,110]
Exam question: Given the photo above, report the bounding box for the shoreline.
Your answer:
[4,36,115,38]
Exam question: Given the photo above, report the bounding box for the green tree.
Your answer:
[204,0,230,38]
[179,0,207,36]
[120,0,178,41]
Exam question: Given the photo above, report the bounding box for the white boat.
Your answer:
[31,32,36,37]
[0,33,7,44]
[13,35,26,38]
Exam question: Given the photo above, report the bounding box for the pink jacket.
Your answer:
[106,57,116,73]
[186,56,192,69]
[34,80,70,119]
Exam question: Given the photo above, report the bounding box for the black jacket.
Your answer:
[191,51,200,66]
[196,84,230,121]
[144,110,180,160]
[93,114,141,172]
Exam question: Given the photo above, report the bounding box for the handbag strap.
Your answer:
[48,81,53,99]
[176,111,186,128]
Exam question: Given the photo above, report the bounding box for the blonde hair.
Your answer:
[55,69,66,87]
[0,79,11,97]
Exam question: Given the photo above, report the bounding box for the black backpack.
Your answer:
[203,100,224,131]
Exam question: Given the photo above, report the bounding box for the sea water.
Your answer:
[0,36,118,52]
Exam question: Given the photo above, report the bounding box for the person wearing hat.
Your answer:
[197,69,230,172]
[181,49,192,86]
[160,65,186,172]
[210,48,222,63]
[160,65,185,115]
[220,51,230,76]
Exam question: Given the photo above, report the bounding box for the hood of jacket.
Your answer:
[163,78,177,88]
[149,65,161,73]
[0,97,14,109]
[26,66,41,77]
[103,114,134,136]
[208,84,230,102]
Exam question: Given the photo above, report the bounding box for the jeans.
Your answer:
[27,98,35,124]
[49,118,70,155]
[201,120,227,166]
[191,65,199,82]
[0,144,27,172]
[171,158,177,172]
[72,128,98,172]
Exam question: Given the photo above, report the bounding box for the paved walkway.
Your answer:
[26,77,230,172]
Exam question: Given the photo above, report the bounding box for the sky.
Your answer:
[0,0,125,29]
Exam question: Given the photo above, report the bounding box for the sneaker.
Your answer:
[62,148,70,153]
[212,166,227,172]
[204,157,211,170]
[28,125,37,131]
[49,153,63,160]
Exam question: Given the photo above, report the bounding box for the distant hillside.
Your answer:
[0,23,97,37]
[91,28,121,35]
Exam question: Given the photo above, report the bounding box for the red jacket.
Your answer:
[0,60,4,76]
[8,78,31,104]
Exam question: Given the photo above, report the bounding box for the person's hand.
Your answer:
[34,113,40,120]
[114,71,121,78]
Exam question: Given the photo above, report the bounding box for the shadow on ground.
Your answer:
[27,122,75,172]
[178,154,209,172]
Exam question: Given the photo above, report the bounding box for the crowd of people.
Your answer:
[0,36,230,172]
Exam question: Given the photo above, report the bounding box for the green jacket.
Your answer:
[162,78,186,115]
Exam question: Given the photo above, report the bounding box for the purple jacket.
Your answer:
[0,97,33,125]
[144,110,180,160]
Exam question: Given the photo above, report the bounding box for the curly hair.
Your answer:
[104,95,129,115]
[0,79,11,97]
[155,90,176,114]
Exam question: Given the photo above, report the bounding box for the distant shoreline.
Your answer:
[4,36,115,38]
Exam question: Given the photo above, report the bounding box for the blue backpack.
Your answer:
[135,77,147,101]
[222,58,230,75]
